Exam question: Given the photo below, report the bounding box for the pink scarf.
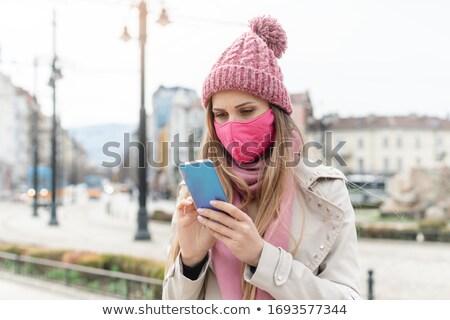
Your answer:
[211,133,301,300]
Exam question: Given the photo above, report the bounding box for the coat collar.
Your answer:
[296,161,347,190]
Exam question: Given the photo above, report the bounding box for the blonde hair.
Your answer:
[167,101,306,300]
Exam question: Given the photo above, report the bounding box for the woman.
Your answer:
[163,16,360,300]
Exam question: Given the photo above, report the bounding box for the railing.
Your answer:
[0,251,163,299]
[367,269,374,300]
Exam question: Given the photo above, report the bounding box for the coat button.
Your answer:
[319,245,325,250]
[277,276,282,281]
[313,254,319,259]
[317,203,322,208]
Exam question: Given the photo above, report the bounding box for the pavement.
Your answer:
[0,271,113,299]
[1,194,450,299]
[0,194,174,259]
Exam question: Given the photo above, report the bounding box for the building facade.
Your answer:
[0,72,89,200]
[0,73,16,198]
[149,85,204,197]
[306,115,450,175]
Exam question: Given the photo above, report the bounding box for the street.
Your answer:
[1,193,449,299]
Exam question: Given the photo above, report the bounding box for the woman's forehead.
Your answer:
[212,90,266,108]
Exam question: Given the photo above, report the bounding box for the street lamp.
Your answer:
[31,104,39,217]
[48,10,63,226]
[156,8,171,26]
[121,1,170,240]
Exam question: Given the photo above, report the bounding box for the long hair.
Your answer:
[166,101,306,300]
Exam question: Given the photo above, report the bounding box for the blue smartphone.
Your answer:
[178,159,228,210]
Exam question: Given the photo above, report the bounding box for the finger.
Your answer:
[207,227,233,245]
[197,208,239,230]
[177,200,197,217]
[177,199,193,210]
[209,200,248,221]
[185,196,198,210]
[197,215,236,239]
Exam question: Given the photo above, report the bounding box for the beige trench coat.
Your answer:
[163,163,361,300]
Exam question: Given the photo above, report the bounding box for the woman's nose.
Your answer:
[227,113,238,122]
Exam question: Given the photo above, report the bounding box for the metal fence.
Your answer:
[0,251,163,299]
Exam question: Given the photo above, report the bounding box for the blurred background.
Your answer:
[0,0,449,300]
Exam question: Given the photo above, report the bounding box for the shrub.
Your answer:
[0,244,23,254]
[418,218,447,231]
[26,248,67,261]
[77,254,104,269]
[151,210,172,222]
[357,223,418,241]
[1,243,165,279]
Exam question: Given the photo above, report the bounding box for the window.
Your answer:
[397,136,402,148]
[383,137,389,148]
[415,137,421,148]
[358,138,364,148]
[384,158,389,172]
[398,158,403,171]
[416,158,421,167]
[358,158,364,173]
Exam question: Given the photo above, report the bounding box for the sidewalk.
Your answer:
[0,195,174,261]
[0,271,112,299]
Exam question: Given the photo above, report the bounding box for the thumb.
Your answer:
[185,196,197,210]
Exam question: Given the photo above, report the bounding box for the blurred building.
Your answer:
[61,129,89,186]
[0,76,42,197]
[150,85,204,198]
[14,88,40,188]
[0,72,89,199]
[0,73,16,198]
[307,114,450,175]
[290,91,314,132]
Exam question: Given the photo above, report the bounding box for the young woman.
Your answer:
[163,16,360,300]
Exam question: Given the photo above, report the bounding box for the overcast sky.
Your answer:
[0,0,449,128]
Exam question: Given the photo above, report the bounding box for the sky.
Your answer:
[0,0,449,128]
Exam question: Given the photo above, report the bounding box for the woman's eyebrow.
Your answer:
[212,101,255,111]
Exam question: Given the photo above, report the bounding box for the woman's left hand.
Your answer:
[196,200,264,267]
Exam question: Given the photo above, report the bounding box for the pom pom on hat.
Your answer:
[249,16,287,59]
[201,15,293,114]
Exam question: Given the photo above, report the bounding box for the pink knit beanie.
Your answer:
[201,16,292,115]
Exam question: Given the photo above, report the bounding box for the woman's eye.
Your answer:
[241,109,253,115]
[215,113,226,118]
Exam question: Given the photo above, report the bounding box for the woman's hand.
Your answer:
[176,196,216,267]
[196,200,264,267]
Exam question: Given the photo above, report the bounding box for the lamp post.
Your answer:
[319,115,334,166]
[48,10,62,226]
[32,105,39,217]
[121,1,170,240]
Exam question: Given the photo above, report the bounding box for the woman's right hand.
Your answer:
[176,196,216,267]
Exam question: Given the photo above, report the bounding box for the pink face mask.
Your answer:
[214,108,276,163]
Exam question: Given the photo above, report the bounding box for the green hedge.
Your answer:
[356,223,450,242]
[0,242,165,280]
